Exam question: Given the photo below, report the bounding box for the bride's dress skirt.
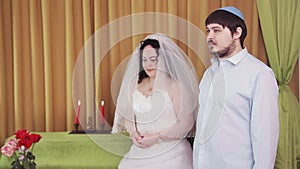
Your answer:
[119,139,193,169]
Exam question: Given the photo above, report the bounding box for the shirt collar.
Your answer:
[211,48,248,65]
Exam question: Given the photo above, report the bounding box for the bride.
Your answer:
[112,33,198,169]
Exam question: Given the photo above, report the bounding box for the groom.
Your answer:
[193,6,279,169]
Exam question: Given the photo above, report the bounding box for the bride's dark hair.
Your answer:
[138,39,160,84]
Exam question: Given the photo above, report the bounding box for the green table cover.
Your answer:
[0,132,132,169]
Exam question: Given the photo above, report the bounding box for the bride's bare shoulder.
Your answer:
[137,78,152,96]
[137,78,148,88]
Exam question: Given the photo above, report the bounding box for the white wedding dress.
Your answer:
[118,90,193,169]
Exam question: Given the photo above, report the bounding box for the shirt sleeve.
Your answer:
[251,69,279,169]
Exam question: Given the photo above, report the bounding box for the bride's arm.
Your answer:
[123,117,149,148]
[159,80,195,141]
[138,80,195,146]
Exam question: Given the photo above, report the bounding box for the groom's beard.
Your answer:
[214,47,230,58]
[208,40,234,58]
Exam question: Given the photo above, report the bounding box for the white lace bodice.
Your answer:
[132,89,177,134]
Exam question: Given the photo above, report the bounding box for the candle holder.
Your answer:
[74,123,79,131]
[69,123,86,134]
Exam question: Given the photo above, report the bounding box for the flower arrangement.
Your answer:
[1,129,42,169]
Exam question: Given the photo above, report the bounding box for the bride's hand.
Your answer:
[137,133,159,147]
[131,132,148,148]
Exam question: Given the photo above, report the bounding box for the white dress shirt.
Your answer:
[193,48,279,169]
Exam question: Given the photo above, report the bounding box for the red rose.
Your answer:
[30,133,42,143]
[18,132,33,149]
[15,129,28,139]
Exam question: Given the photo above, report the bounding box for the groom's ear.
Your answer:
[233,27,242,40]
